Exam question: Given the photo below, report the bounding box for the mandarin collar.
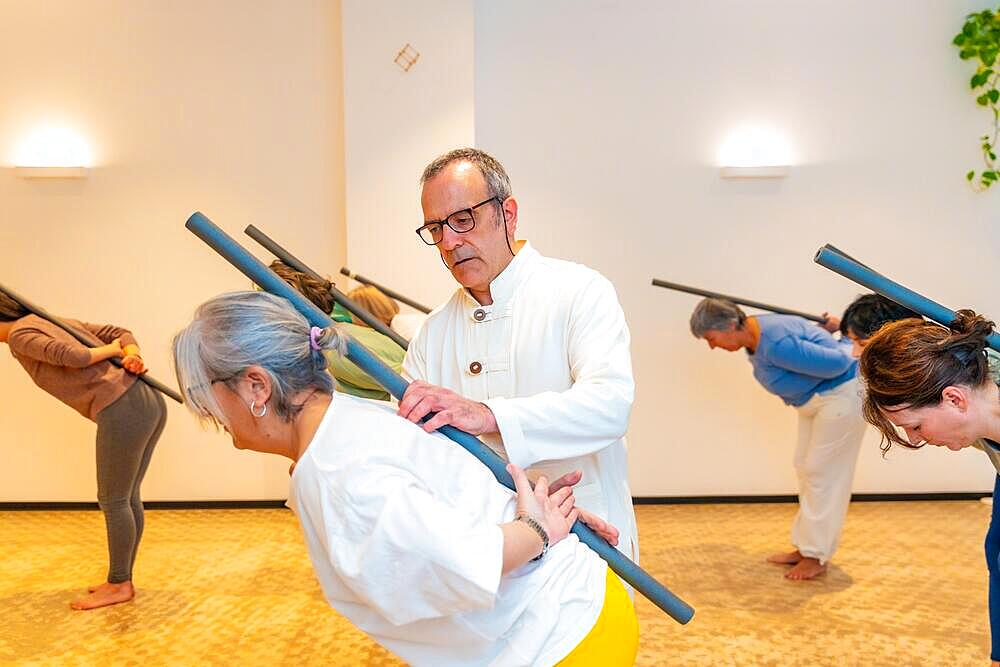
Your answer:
[462,240,537,309]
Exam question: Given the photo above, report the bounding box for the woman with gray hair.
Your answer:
[173,290,637,666]
[689,297,865,580]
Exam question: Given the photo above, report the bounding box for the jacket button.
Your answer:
[473,308,486,322]
[469,361,483,374]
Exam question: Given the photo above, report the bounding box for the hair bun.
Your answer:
[942,309,993,365]
[948,309,994,338]
[310,324,347,358]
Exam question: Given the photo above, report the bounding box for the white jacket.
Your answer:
[404,241,639,561]
[290,394,606,667]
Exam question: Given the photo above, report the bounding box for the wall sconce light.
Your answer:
[719,125,791,179]
[13,128,91,178]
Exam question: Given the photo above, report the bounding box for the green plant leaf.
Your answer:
[983,171,998,181]
[990,89,1000,103]
[955,33,967,46]
[968,170,977,181]
[978,93,990,105]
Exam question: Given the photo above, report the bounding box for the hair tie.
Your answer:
[309,326,324,351]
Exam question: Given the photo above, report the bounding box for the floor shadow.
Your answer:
[1,588,191,660]
[645,542,855,614]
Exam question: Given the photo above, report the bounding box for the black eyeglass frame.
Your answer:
[414,196,501,246]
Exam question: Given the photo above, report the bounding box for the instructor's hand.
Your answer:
[577,508,620,546]
[398,380,498,435]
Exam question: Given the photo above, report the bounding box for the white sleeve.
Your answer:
[311,469,504,626]
[484,273,635,469]
[402,322,428,383]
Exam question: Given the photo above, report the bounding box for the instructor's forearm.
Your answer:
[500,521,544,574]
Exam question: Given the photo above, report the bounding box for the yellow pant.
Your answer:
[556,568,639,666]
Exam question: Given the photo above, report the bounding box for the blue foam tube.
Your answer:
[185,211,695,625]
[244,224,410,350]
[814,244,1000,352]
[340,267,433,314]
[651,278,826,323]
[0,282,183,404]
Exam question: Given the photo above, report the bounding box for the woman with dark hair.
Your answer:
[172,290,636,666]
[689,297,866,580]
[839,293,922,358]
[860,310,1000,666]
[0,291,166,610]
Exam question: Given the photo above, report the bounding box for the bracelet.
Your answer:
[515,513,549,561]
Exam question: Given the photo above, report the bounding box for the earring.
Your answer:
[249,400,268,418]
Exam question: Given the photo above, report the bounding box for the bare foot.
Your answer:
[785,557,826,580]
[767,549,803,565]
[70,581,135,610]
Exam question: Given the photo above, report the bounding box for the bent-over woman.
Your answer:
[172,290,637,666]
[0,292,166,610]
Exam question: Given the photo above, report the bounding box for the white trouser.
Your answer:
[791,377,867,564]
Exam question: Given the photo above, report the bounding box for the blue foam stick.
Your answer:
[0,282,184,404]
[185,211,695,625]
[814,244,1000,352]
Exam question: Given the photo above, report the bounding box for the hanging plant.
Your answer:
[954,8,1000,191]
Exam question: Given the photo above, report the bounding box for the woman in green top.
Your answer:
[268,261,404,401]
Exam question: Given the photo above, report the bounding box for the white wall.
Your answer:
[0,1,345,500]
[474,0,1000,495]
[341,0,474,310]
[4,1,997,501]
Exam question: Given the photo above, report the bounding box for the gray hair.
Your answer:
[420,147,512,201]
[172,291,346,428]
[689,298,747,338]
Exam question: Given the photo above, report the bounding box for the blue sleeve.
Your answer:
[768,335,854,379]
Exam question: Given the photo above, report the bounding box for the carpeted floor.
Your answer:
[1,501,991,666]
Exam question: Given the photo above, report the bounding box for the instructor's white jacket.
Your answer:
[404,241,639,559]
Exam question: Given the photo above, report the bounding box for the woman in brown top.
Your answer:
[0,292,167,610]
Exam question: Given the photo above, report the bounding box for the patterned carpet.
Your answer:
[1,501,991,666]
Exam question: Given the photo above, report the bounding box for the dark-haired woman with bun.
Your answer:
[0,291,167,610]
[839,293,922,358]
[860,310,1000,665]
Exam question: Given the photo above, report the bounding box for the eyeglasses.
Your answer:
[415,196,499,246]
[187,372,241,396]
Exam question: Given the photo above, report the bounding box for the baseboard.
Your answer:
[2,493,991,511]
[0,500,288,511]
[633,492,992,505]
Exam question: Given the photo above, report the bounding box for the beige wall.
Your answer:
[344,0,1000,496]
[474,0,1000,495]
[5,0,998,501]
[0,1,346,501]
[341,0,474,308]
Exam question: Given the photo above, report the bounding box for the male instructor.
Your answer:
[400,148,639,560]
